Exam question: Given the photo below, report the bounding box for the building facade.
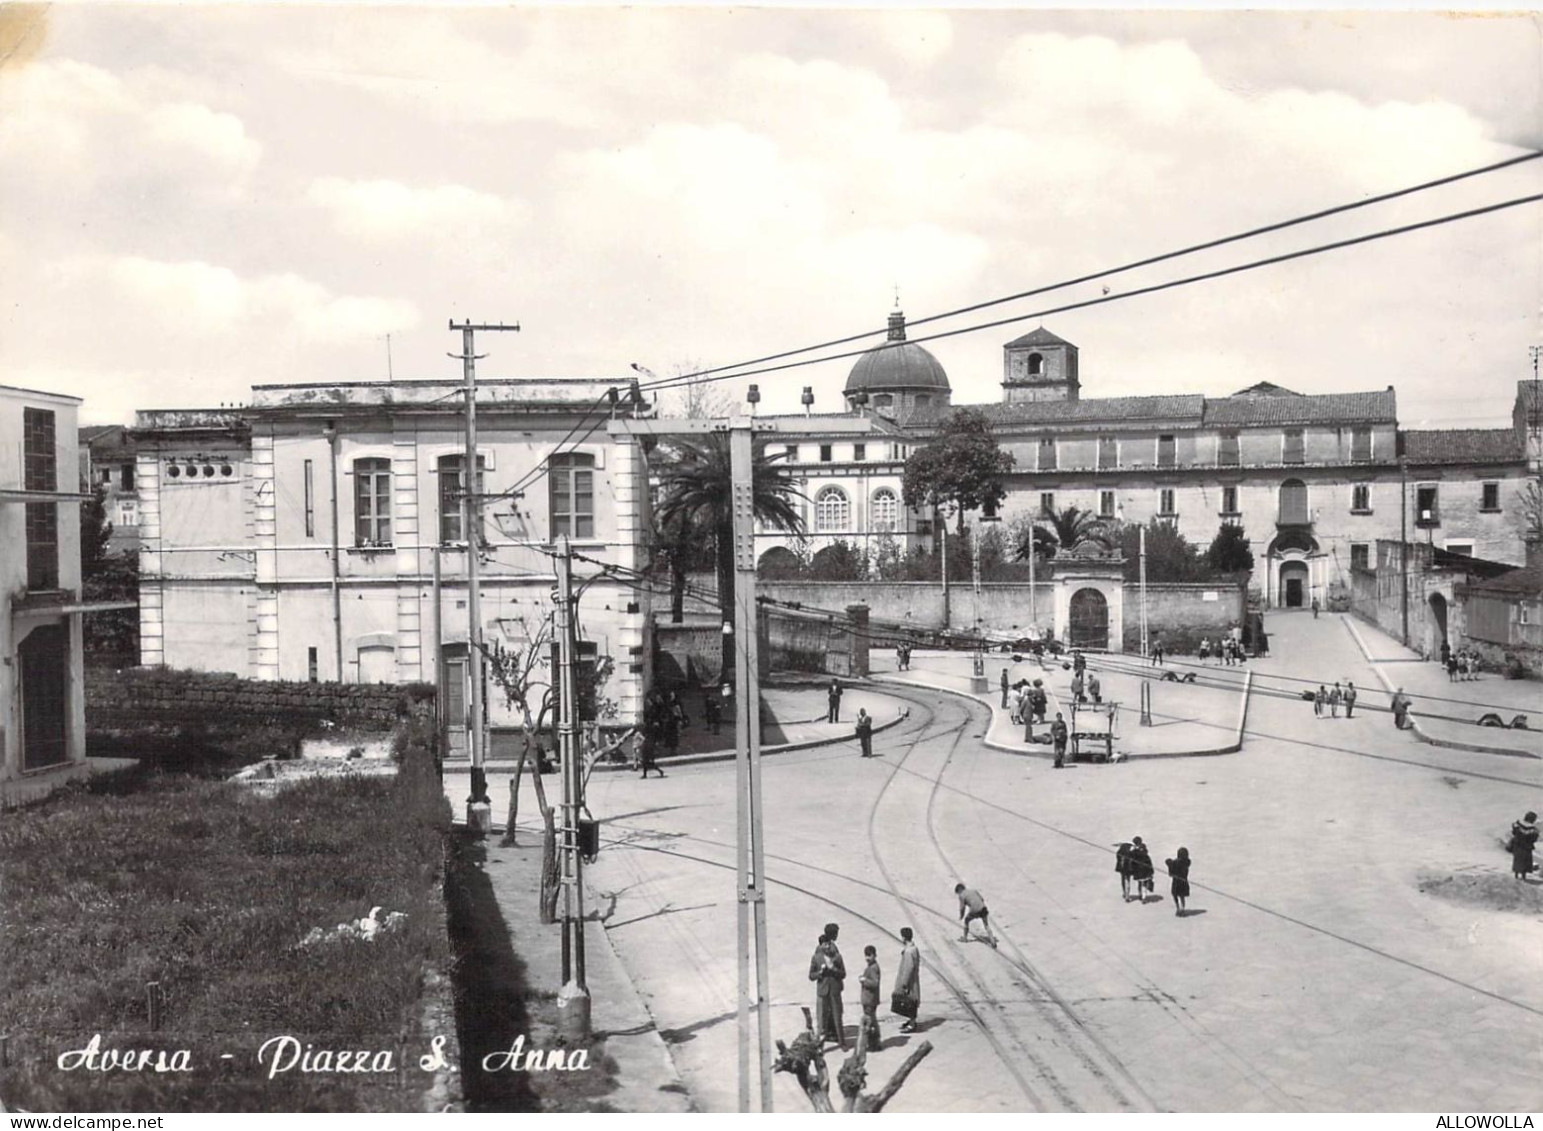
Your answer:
[0,386,92,808]
[80,424,140,555]
[133,379,653,739]
[762,311,1536,615]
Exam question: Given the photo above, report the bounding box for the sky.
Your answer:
[1,4,1541,429]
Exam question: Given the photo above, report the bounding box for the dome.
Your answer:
[844,310,951,395]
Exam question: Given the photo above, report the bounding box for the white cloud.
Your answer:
[307,177,528,242]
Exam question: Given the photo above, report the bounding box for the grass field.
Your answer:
[0,731,452,1113]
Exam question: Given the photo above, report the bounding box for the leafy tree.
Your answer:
[81,486,139,667]
[1117,520,1213,582]
[807,540,867,581]
[81,486,114,577]
[654,434,805,629]
[902,409,1015,533]
[1204,523,1256,575]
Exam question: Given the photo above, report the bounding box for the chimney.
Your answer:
[801,386,814,416]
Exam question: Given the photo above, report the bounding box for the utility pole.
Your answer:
[729,421,774,1113]
[449,318,519,834]
[553,536,590,1041]
[1399,456,1409,646]
[1139,524,1149,658]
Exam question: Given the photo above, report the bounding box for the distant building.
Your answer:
[132,379,654,747]
[0,386,93,807]
[80,424,139,554]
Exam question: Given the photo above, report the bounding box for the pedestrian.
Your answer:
[855,708,874,757]
[1439,639,1451,669]
[1151,636,1165,666]
[663,702,681,754]
[1001,667,1010,709]
[639,732,665,778]
[1032,680,1048,724]
[809,924,848,1049]
[1329,682,1342,719]
[828,678,843,724]
[892,927,921,1033]
[669,690,690,730]
[1466,651,1480,681]
[1313,685,1326,718]
[1344,681,1357,719]
[1390,687,1412,729]
[1128,837,1156,901]
[1311,596,1320,619]
[1073,650,1087,677]
[1446,651,1460,682]
[1022,696,1037,743]
[1088,672,1102,704]
[954,882,998,948]
[1115,841,1135,902]
[1509,811,1539,881]
[1071,670,1085,704]
[1050,711,1069,768]
[1198,637,1211,663]
[1166,847,1192,916]
[703,687,722,735]
[858,945,883,1049]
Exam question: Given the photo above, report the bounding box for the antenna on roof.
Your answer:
[893,282,901,311]
[385,334,394,382]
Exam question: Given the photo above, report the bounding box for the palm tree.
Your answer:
[1015,504,1109,561]
[654,435,806,640]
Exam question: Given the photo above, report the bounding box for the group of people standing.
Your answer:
[894,642,913,671]
[809,922,923,1052]
[1197,635,1247,665]
[1115,838,1194,916]
[1311,680,1358,719]
[1440,641,1483,682]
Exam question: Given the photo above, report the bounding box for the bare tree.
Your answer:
[656,359,738,421]
[773,1007,933,1112]
[482,617,562,923]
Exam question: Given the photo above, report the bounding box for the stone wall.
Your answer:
[1118,583,1248,654]
[86,666,432,760]
[652,603,871,683]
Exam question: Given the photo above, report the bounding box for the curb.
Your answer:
[870,671,1251,760]
[1340,617,1536,760]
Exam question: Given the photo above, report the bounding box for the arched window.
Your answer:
[1028,352,1044,375]
[1279,478,1308,525]
[353,458,392,545]
[871,488,899,532]
[815,486,850,532]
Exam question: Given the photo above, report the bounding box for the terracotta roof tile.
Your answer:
[1202,388,1396,427]
[1400,428,1524,465]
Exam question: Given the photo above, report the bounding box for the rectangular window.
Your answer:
[1157,435,1176,469]
[438,454,486,544]
[853,443,866,462]
[1283,429,1305,465]
[819,444,832,463]
[1038,435,1057,471]
[121,463,135,491]
[1350,543,1370,571]
[1481,482,1500,511]
[1218,432,1240,467]
[307,647,319,683]
[1351,427,1372,462]
[1445,541,1473,557]
[1099,490,1116,519]
[23,407,58,590]
[1351,484,1371,513]
[549,452,596,540]
[1098,436,1117,470]
[784,444,799,463]
[303,459,315,538]
[353,458,392,545]
[1158,488,1176,516]
[1221,485,1239,514]
[1039,491,1055,516]
[1415,485,1439,527]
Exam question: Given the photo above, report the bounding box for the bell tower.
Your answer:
[1003,327,1079,405]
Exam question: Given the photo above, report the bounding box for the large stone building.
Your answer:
[758,309,1536,611]
[132,379,654,740]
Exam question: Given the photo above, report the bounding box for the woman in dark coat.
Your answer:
[1115,842,1134,902]
[1510,812,1538,880]
[1165,847,1192,916]
[1128,837,1155,901]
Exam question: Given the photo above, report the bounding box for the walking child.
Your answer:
[1166,847,1192,916]
[1128,837,1155,901]
[1329,682,1342,719]
[1344,681,1357,719]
